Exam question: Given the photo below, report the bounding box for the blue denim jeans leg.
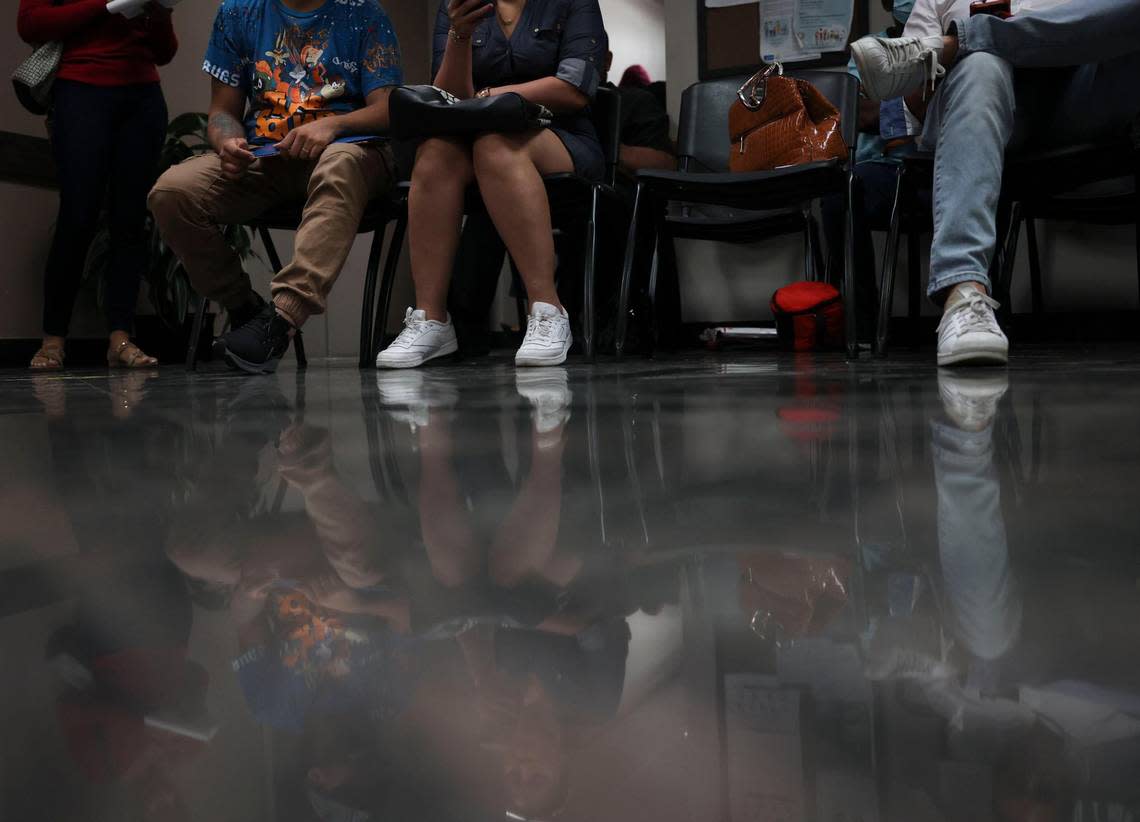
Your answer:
[932,420,1021,662]
[921,0,1140,299]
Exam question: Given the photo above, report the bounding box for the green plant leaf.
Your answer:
[168,112,209,139]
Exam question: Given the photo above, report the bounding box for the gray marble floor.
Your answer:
[2,349,1139,821]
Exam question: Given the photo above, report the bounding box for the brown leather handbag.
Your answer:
[728,63,848,173]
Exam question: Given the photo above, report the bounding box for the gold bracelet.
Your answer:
[448,27,471,42]
[476,87,493,99]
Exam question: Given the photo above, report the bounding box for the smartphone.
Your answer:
[969,0,1013,17]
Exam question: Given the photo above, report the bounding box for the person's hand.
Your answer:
[448,0,493,37]
[231,574,274,625]
[276,117,342,161]
[219,137,255,180]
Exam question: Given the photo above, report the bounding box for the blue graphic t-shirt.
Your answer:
[203,0,403,144]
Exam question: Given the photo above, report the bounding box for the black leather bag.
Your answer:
[388,85,553,140]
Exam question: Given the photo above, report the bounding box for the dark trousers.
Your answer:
[44,79,168,337]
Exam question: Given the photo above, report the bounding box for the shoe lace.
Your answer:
[939,290,1001,338]
[526,313,557,342]
[392,309,428,348]
[920,49,947,96]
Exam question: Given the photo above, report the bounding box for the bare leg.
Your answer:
[489,426,581,588]
[416,410,480,588]
[472,130,574,310]
[408,137,475,322]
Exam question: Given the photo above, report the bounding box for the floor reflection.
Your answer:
[2,353,1139,821]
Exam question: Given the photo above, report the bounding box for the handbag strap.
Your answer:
[737,62,785,112]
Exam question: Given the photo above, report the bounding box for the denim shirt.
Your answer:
[431,0,608,174]
[432,0,606,95]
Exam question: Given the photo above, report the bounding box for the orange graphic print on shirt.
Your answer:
[250,24,348,141]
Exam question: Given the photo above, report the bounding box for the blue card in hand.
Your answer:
[252,134,382,159]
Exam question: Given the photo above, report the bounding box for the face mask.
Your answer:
[893,0,915,23]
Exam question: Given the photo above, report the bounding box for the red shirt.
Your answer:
[17,0,178,87]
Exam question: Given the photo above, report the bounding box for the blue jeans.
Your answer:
[932,420,1021,662]
[922,0,1140,298]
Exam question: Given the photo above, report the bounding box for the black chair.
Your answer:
[184,198,405,371]
[1000,139,1139,314]
[875,136,1140,356]
[366,86,625,363]
[614,70,862,359]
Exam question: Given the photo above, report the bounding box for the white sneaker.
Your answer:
[376,371,459,430]
[936,285,1009,367]
[850,33,947,102]
[516,368,572,436]
[938,370,1009,432]
[515,302,572,367]
[376,308,458,369]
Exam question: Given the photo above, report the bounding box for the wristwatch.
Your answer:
[476,87,493,99]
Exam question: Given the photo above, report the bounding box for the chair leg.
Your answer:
[1133,156,1139,309]
[845,170,859,360]
[258,225,284,273]
[373,210,408,361]
[616,183,646,359]
[803,209,816,282]
[808,211,825,282]
[359,226,387,369]
[996,202,1021,315]
[185,295,209,372]
[875,168,905,358]
[582,186,601,361]
[1026,217,1044,315]
[646,247,661,359]
[293,330,308,369]
[650,207,680,357]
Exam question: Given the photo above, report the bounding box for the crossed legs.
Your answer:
[855,0,1140,364]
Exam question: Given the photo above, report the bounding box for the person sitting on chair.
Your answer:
[148,0,403,374]
[375,0,609,370]
[601,52,676,176]
[445,45,668,360]
[849,0,1140,366]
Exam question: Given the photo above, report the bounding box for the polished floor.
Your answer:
[2,349,1139,822]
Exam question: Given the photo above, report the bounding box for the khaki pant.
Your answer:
[148,142,395,327]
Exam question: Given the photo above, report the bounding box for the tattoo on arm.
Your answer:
[208,111,246,148]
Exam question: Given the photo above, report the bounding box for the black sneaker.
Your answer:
[222,303,295,375]
[212,292,267,360]
[228,292,267,330]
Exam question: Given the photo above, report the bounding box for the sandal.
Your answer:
[30,345,65,371]
[107,340,159,369]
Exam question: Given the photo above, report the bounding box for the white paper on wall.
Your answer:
[761,0,821,63]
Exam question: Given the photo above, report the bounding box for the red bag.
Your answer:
[770,282,845,352]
